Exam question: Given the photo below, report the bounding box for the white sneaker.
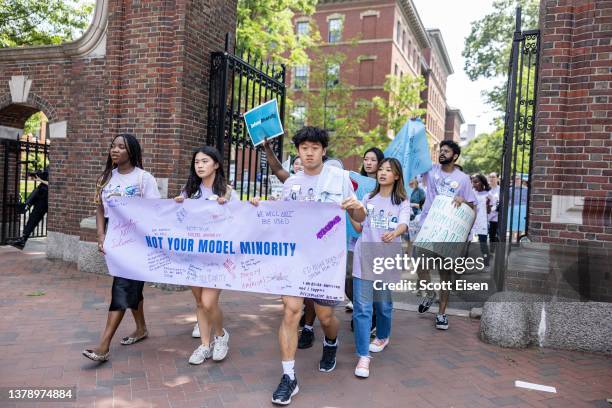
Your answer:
[369,338,389,353]
[354,356,371,378]
[192,323,200,338]
[188,344,211,365]
[212,328,229,361]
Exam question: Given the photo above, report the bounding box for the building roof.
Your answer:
[317,0,431,49]
[426,29,454,75]
[446,107,465,124]
[398,0,431,49]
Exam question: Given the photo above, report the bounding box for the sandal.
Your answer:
[82,349,110,362]
[120,330,148,345]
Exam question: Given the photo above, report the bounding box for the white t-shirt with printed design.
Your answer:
[101,167,160,217]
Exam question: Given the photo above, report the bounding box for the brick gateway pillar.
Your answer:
[480,1,611,355]
[0,0,237,265]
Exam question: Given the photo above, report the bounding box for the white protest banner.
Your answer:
[104,198,347,301]
[414,195,475,257]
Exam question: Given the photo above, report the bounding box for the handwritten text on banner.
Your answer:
[104,198,347,301]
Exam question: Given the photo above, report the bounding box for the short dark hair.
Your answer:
[292,126,329,149]
[440,140,461,158]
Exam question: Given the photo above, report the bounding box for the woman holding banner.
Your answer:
[350,158,410,378]
[175,146,237,365]
[83,133,161,362]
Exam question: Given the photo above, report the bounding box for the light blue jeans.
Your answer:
[352,277,393,357]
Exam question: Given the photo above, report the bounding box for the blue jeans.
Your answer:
[352,277,393,357]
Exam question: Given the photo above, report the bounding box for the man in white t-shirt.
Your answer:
[251,127,366,405]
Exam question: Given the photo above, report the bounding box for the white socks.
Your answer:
[282,360,295,380]
[303,324,313,332]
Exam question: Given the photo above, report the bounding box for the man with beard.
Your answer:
[415,140,477,330]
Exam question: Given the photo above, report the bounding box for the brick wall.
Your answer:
[529,0,612,245]
[0,0,237,242]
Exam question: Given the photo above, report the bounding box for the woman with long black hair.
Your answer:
[175,146,236,365]
[83,133,160,362]
[359,147,384,178]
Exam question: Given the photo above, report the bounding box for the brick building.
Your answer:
[444,107,464,142]
[0,0,238,266]
[529,0,611,245]
[289,0,460,161]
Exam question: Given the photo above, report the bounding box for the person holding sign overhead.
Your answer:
[83,134,160,362]
[250,126,366,405]
[174,146,237,365]
[416,140,477,330]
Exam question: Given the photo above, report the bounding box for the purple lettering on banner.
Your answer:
[316,215,342,239]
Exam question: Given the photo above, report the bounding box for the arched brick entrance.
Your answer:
[0,0,238,265]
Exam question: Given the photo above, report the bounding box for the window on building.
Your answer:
[396,21,401,43]
[359,59,374,86]
[296,21,309,37]
[394,64,398,76]
[362,15,377,39]
[328,18,342,43]
[292,105,306,128]
[413,49,418,66]
[402,30,406,50]
[294,65,308,89]
[326,63,340,87]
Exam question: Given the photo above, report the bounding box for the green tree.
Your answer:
[461,119,531,176]
[359,74,427,153]
[289,48,371,159]
[462,0,539,112]
[461,127,504,175]
[236,0,318,67]
[0,0,95,48]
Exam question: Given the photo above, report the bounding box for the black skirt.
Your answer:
[109,277,144,311]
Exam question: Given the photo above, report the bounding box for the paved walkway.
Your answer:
[0,244,610,408]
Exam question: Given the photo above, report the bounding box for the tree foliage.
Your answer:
[236,0,318,67]
[461,118,531,176]
[461,127,504,175]
[359,74,427,154]
[0,0,95,48]
[288,47,371,158]
[462,0,539,112]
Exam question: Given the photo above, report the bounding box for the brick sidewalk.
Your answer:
[0,246,610,408]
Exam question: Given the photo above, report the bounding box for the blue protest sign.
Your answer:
[384,119,432,187]
[243,99,284,146]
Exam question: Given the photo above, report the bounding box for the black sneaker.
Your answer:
[297,328,314,349]
[271,374,299,405]
[418,292,436,314]
[319,342,337,372]
[435,314,449,330]
[9,238,25,250]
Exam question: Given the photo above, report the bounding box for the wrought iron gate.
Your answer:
[1,138,49,244]
[494,8,541,288]
[207,36,286,199]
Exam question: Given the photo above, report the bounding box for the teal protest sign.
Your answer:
[243,99,284,146]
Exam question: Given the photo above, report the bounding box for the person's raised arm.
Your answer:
[263,139,290,183]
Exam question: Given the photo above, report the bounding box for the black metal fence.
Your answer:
[207,37,286,200]
[1,138,49,244]
[495,8,541,288]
